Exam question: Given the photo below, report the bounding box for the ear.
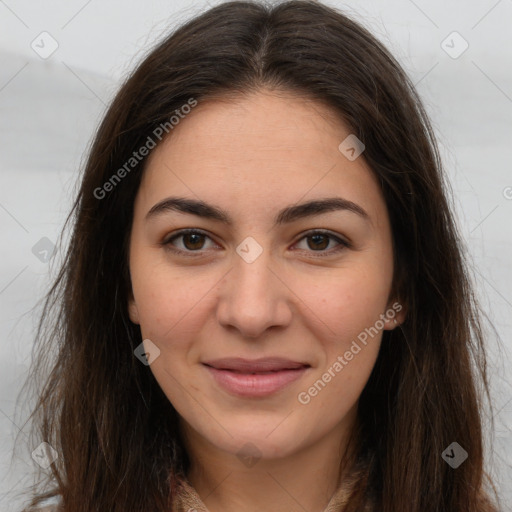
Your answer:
[128,290,140,325]
[383,299,406,330]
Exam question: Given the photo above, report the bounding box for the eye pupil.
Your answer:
[308,234,329,250]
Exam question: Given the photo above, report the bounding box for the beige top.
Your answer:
[33,468,372,511]
[171,467,372,512]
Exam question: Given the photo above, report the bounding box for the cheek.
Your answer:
[298,265,392,342]
[131,267,207,400]
[291,265,390,410]
[130,256,207,342]
[297,273,386,409]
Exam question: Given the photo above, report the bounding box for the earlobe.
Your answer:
[128,297,140,325]
[384,299,406,330]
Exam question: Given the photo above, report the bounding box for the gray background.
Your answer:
[0,0,511,510]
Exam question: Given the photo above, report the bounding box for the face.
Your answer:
[128,89,404,462]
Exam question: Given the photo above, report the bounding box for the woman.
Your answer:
[17,1,500,510]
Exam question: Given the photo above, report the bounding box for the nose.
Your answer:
[216,241,293,339]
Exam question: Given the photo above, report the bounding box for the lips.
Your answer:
[202,357,310,373]
[202,357,311,398]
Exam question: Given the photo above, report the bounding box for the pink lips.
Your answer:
[203,357,310,398]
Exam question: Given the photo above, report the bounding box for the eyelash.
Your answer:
[161,229,350,258]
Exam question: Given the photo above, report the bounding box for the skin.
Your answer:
[128,89,405,512]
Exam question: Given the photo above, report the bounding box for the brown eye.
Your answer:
[307,233,330,250]
[163,229,216,255]
[294,230,350,256]
[181,232,206,250]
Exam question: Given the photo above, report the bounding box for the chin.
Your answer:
[211,422,305,461]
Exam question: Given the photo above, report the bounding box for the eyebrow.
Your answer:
[145,196,370,226]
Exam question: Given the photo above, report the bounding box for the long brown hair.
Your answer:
[16,1,500,510]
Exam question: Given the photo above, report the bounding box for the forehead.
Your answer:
[136,90,385,225]
[151,90,349,162]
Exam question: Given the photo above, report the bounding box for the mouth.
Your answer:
[202,357,311,397]
[202,357,310,373]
